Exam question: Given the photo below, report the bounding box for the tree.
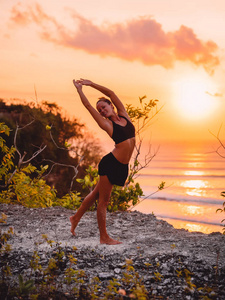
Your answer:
[0,99,102,196]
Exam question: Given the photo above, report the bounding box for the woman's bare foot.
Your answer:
[70,216,78,236]
[100,237,122,245]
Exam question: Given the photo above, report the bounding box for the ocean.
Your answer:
[132,142,225,234]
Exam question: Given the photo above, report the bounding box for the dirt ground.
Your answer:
[1,203,225,267]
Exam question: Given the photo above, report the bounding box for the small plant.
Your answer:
[0,213,7,224]
[0,214,13,255]
[104,278,121,299]
[176,267,197,295]
[183,268,196,293]
[0,123,16,188]
[216,191,225,234]
[109,182,144,212]
[153,271,163,282]
[76,165,99,192]
[88,276,101,299]
[29,250,42,274]
[7,164,57,207]
[121,259,148,299]
[0,215,14,298]
[18,274,34,296]
[56,191,81,210]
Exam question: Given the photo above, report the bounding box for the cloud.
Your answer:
[10,3,219,74]
[10,2,31,25]
[206,91,223,97]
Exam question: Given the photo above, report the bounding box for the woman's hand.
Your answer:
[73,79,82,91]
[79,79,93,86]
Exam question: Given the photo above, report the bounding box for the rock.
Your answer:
[98,272,114,279]
[114,268,121,274]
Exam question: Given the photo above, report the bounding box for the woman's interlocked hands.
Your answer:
[73,79,82,90]
[73,78,92,90]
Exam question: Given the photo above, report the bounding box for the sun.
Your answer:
[174,77,218,121]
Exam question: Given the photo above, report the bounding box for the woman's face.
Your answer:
[96,101,113,118]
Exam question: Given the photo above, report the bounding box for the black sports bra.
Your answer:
[111,116,135,144]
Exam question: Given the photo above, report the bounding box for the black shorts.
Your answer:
[98,152,129,186]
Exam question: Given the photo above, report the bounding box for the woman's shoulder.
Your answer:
[118,112,132,123]
[117,108,129,118]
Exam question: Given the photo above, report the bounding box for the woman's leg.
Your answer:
[70,181,100,236]
[97,175,122,245]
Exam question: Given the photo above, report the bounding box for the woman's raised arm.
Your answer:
[73,79,112,134]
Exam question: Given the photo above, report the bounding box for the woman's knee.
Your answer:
[98,197,110,208]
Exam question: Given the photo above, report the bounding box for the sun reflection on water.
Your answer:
[176,222,213,234]
[178,204,205,216]
[184,223,204,232]
[187,162,205,168]
[180,179,209,197]
[184,170,204,176]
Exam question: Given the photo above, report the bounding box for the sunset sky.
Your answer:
[1,0,225,147]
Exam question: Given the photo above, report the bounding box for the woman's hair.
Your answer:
[96,97,112,105]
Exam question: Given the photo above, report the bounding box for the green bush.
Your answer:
[76,165,144,212]
[0,123,82,209]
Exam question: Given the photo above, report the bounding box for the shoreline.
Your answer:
[134,197,224,234]
[161,216,223,234]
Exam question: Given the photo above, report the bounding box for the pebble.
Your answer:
[114,268,121,274]
[98,272,114,279]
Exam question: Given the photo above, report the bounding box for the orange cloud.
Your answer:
[206,91,223,97]
[10,3,219,74]
[10,3,31,25]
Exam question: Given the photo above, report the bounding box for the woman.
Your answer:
[70,79,135,245]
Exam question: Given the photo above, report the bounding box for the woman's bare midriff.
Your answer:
[111,137,136,164]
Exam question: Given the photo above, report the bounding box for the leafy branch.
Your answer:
[209,124,225,158]
[14,120,47,167]
[126,96,163,185]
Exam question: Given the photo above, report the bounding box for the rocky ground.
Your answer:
[1,203,225,299]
